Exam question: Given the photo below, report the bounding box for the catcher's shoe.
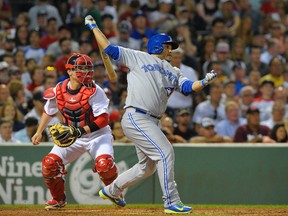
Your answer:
[99,188,126,207]
[164,202,192,214]
[45,199,67,210]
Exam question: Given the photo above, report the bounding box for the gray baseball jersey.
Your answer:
[105,47,192,208]
[119,47,189,117]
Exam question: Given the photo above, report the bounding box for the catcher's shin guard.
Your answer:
[93,154,118,185]
[42,154,67,202]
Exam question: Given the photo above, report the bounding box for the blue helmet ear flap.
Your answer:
[147,33,178,54]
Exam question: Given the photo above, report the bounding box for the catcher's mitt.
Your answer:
[49,123,79,147]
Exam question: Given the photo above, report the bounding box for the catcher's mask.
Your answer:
[65,53,94,87]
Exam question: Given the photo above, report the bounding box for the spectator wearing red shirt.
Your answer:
[234,106,271,143]
[39,17,59,50]
[54,38,73,77]
[26,66,45,93]
[260,0,278,14]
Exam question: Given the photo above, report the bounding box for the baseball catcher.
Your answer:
[32,53,119,210]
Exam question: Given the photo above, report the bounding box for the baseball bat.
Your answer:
[91,28,118,81]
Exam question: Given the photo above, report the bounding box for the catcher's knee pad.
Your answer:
[94,154,118,185]
[42,153,67,178]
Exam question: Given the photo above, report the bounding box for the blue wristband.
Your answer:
[87,23,97,30]
[201,79,206,87]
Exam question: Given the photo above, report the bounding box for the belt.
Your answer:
[127,107,161,120]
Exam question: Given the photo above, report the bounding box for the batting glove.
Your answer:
[85,15,98,30]
[201,70,217,86]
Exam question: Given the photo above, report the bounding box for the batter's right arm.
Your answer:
[85,15,111,51]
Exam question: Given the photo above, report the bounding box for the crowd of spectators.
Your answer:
[0,0,288,144]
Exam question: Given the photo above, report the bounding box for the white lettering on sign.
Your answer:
[0,178,47,204]
[0,156,42,177]
[0,156,47,204]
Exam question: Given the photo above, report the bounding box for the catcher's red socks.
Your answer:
[44,177,66,205]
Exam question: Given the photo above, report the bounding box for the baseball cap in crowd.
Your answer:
[33,91,46,102]
[233,61,246,70]
[215,42,229,53]
[260,79,275,87]
[159,0,173,4]
[223,80,236,87]
[37,9,48,17]
[25,117,38,127]
[58,25,70,32]
[79,39,90,45]
[133,10,146,18]
[201,117,215,128]
[8,66,20,76]
[101,13,114,21]
[177,109,190,116]
[0,61,8,71]
[220,0,234,3]
[118,20,132,34]
[246,106,260,114]
[178,6,189,13]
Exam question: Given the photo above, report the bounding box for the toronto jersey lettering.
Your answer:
[118,47,188,116]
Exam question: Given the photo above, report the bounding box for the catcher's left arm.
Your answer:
[48,112,110,147]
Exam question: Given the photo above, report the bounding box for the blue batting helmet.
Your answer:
[147,33,178,54]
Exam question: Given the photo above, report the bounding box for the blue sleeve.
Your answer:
[181,80,194,95]
[104,44,121,61]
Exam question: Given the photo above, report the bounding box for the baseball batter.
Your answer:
[85,15,216,214]
[31,53,118,210]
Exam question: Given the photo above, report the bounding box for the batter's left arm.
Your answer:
[181,70,217,95]
[193,70,217,92]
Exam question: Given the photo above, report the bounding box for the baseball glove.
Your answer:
[49,123,79,147]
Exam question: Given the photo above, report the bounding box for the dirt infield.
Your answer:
[1,205,288,215]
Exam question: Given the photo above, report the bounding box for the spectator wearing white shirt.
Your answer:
[149,0,177,32]
[261,100,286,129]
[24,30,46,63]
[167,47,198,117]
[47,25,79,58]
[24,91,59,125]
[238,85,256,118]
[109,20,140,50]
[192,84,226,135]
[0,118,21,143]
[251,80,275,121]
[260,38,281,65]
[97,0,118,24]
[28,0,63,30]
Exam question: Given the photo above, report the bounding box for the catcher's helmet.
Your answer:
[65,53,94,86]
[147,33,178,54]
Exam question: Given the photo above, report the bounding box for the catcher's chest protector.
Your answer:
[56,79,96,127]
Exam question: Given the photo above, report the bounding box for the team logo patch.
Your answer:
[69,97,77,102]
[165,87,174,96]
